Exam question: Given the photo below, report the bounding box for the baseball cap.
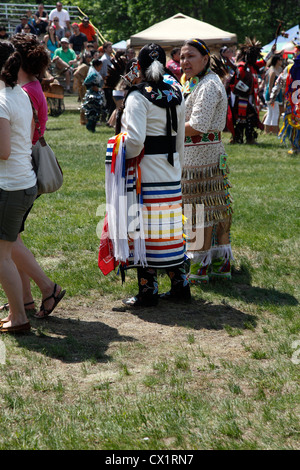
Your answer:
[61,37,69,43]
[72,22,79,28]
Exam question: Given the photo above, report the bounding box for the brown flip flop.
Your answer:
[0,322,31,334]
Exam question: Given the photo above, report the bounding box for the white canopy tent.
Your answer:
[262,25,300,53]
[128,13,237,50]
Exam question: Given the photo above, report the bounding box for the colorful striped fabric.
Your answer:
[127,181,184,268]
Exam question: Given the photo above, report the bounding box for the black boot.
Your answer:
[86,120,96,133]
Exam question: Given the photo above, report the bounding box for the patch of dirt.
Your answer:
[24,295,257,388]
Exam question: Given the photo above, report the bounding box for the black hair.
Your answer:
[270,54,282,67]
[138,43,166,82]
[170,47,181,58]
[0,41,21,87]
[182,38,211,75]
[92,58,102,68]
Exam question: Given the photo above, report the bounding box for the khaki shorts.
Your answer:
[0,185,37,242]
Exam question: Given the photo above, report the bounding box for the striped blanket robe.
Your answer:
[119,84,186,269]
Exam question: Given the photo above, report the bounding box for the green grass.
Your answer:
[0,96,299,450]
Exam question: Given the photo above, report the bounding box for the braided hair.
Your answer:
[0,41,22,88]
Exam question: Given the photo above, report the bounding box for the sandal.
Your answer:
[0,322,31,334]
[34,284,66,319]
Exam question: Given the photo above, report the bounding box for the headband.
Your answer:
[191,39,210,57]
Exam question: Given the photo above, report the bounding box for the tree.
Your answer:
[3,0,300,45]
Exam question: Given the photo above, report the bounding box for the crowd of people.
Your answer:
[0,3,139,130]
[0,5,299,331]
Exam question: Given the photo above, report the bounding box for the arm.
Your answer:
[0,118,11,160]
[124,92,148,159]
[185,122,201,136]
[268,69,276,94]
[176,100,185,167]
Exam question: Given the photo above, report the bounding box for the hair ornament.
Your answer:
[192,39,210,56]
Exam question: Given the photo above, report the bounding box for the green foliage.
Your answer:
[3,0,300,44]
[73,0,300,44]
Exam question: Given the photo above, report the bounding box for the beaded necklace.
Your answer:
[181,68,211,95]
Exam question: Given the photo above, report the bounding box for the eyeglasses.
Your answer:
[54,19,59,22]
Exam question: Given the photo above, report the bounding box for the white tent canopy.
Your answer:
[129,13,237,48]
[112,40,127,50]
[262,25,300,53]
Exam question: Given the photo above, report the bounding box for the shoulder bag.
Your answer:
[29,96,63,195]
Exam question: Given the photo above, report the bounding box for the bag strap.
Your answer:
[24,90,47,147]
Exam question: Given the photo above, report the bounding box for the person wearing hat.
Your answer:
[69,22,88,55]
[79,17,97,47]
[49,2,70,31]
[15,16,37,35]
[52,37,77,92]
[108,43,190,307]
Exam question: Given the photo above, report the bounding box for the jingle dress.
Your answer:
[182,71,234,268]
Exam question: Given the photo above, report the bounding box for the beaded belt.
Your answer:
[185,131,221,146]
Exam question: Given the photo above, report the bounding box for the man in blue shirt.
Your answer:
[15,16,37,34]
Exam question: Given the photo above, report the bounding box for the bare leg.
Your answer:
[12,235,56,297]
[0,240,27,327]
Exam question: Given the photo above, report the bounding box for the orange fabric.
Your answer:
[79,23,96,42]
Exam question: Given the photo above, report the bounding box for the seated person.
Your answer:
[0,25,9,40]
[52,16,65,41]
[34,3,49,35]
[52,37,77,92]
[15,16,37,34]
[69,23,88,56]
[44,25,59,59]
[79,17,97,47]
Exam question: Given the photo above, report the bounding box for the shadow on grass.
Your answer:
[129,262,297,330]
[14,317,136,364]
[217,263,299,307]
[131,300,257,332]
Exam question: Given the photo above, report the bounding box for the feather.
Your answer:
[210,54,230,81]
[145,60,164,82]
[104,56,127,89]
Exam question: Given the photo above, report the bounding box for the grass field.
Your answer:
[0,96,299,450]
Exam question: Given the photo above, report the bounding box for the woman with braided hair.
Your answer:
[104,43,190,307]
[180,38,234,284]
[0,41,37,333]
